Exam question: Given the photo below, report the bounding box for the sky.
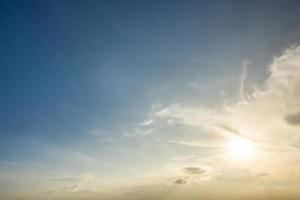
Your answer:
[2,0,300,199]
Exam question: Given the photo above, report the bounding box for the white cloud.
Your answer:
[119,46,300,193]
[150,46,300,148]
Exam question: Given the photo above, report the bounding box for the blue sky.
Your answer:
[2,1,300,199]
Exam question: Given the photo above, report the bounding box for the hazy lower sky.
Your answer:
[2,1,300,199]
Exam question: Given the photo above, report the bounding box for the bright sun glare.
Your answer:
[226,136,255,160]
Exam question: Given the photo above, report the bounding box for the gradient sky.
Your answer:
[2,1,300,199]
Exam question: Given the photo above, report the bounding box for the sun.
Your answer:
[226,136,255,160]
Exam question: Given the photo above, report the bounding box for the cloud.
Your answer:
[140,119,154,126]
[170,167,208,185]
[239,60,249,101]
[134,127,153,135]
[285,111,300,125]
[181,167,206,175]
[19,45,300,200]
[174,177,188,184]
[149,45,300,148]
[120,45,300,195]
[256,172,271,178]
[63,184,83,193]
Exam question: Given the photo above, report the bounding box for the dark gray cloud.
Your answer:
[182,167,206,175]
[285,111,300,125]
[173,167,205,184]
[174,177,188,184]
